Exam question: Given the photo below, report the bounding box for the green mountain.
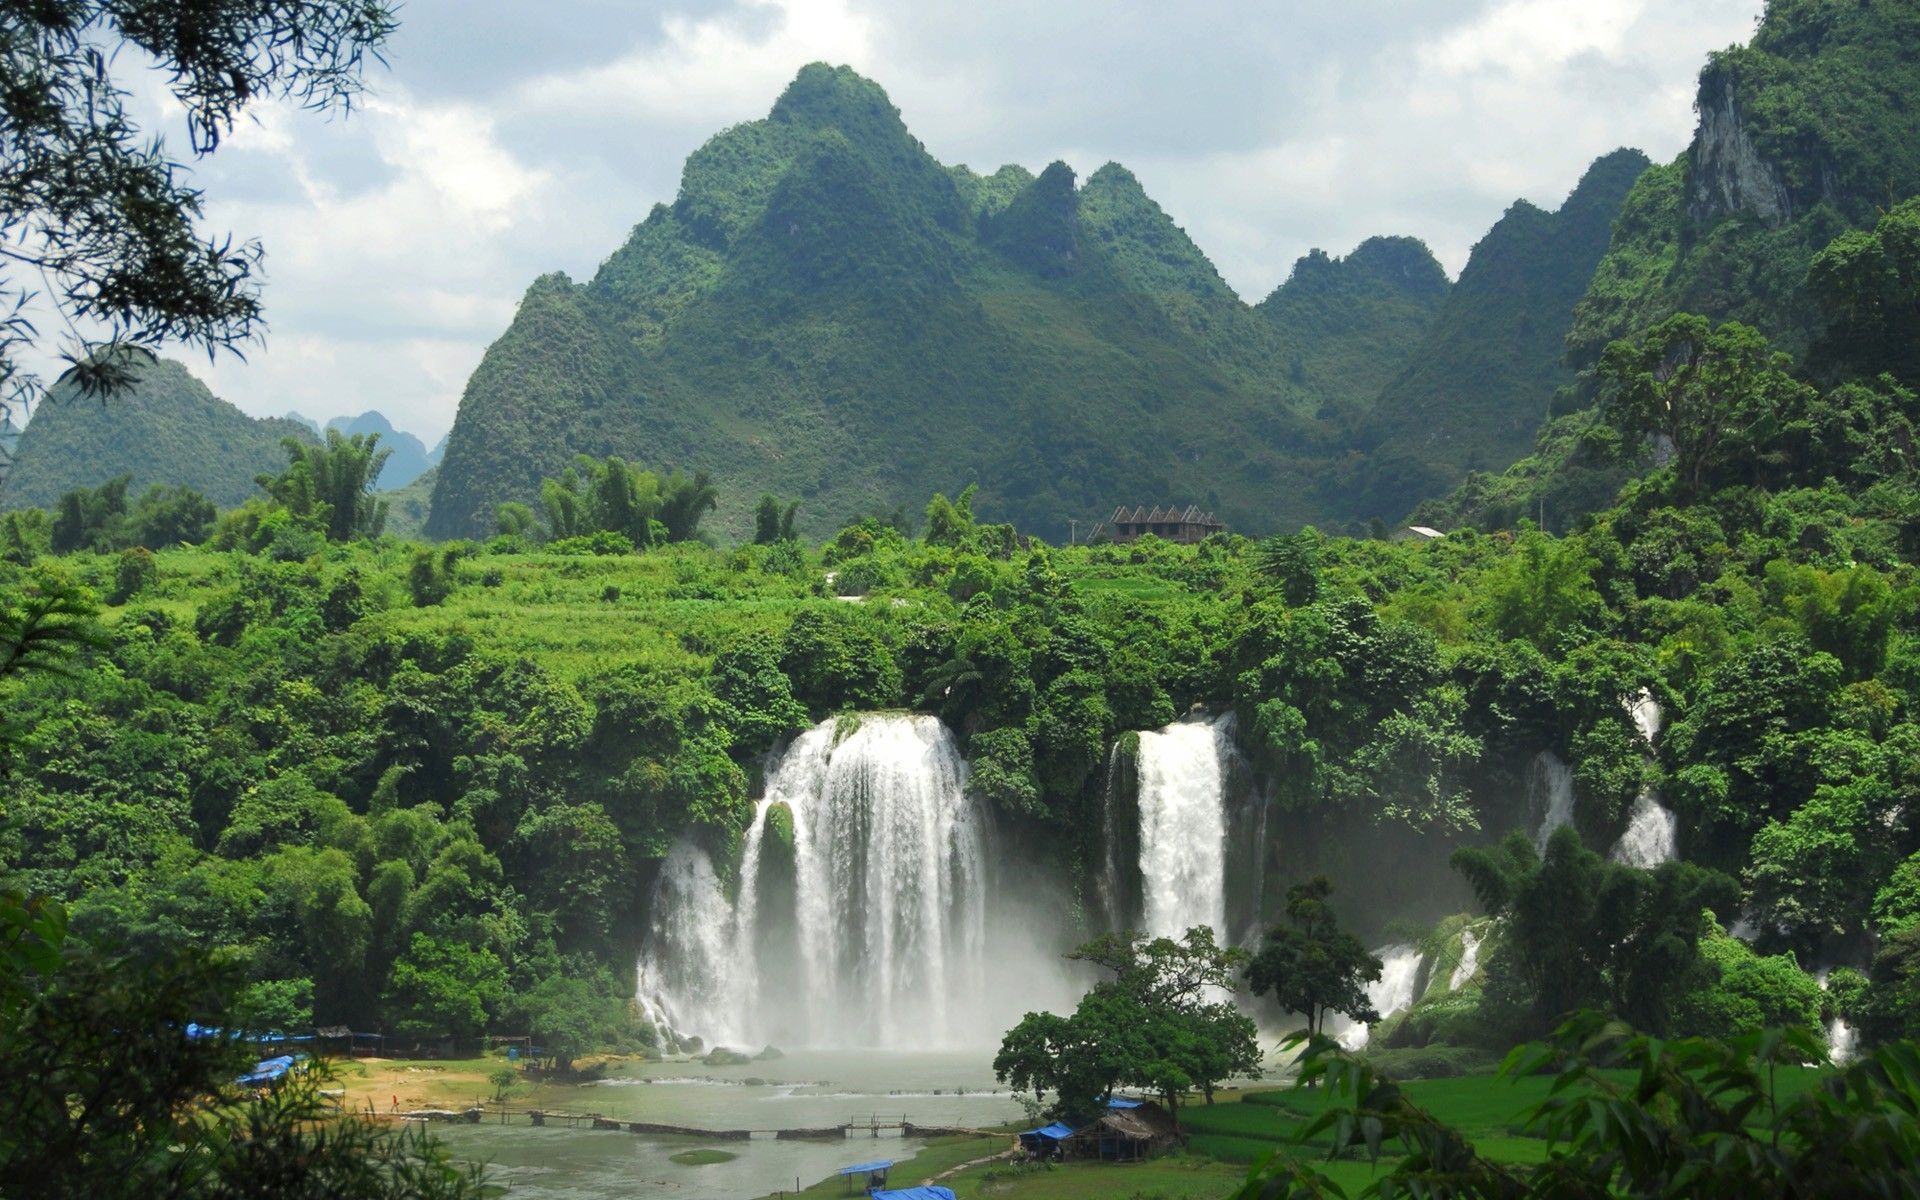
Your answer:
[1425,0,1920,532]
[2,358,314,510]
[1567,0,1920,366]
[1340,149,1650,520]
[428,65,1472,542]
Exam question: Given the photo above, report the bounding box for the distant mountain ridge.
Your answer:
[3,359,316,510]
[428,64,1634,541]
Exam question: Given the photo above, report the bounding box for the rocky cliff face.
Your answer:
[1686,69,1796,228]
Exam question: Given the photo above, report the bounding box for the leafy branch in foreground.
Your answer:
[0,0,397,432]
[1234,1012,1920,1200]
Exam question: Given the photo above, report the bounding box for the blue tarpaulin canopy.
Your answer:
[235,1053,307,1086]
[1107,1097,1143,1109]
[1021,1122,1075,1141]
[870,1190,955,1200]
[837,1160,892,1175]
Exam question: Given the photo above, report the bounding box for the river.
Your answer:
[428,1049,1020,1197]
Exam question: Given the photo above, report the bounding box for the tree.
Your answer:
[50,476,132,553]
[381,934,507,1047]
[1245,876,1382,1037]
[0,891,488,1198]
[258,430,390,542]
[1230,1014,1920,1200]
[515,972,630,1073]
[753,494,799,544]
[1597,314,1815,497]
[658,470,718,543]
[0,1,396,442]
[1256,529,1322,607]
[995,927,1259,1124]
[1478,531,1605,650]
[126,484,216,548]
[1452,828,1737,1037]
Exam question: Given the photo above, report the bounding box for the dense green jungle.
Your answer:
[9,0,1920,1196]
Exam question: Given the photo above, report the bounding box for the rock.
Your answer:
[703,1047,752,1067]
[754,1044,784,1061]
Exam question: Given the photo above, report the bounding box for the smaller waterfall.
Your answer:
[1817,969,1859,1064]
[1449,929,1483,990]
[1627,689,1663,746]
[635,842,742,1046]
[1531,752,1575,852]
[1335,945,1426,1050]
[1611,792,1677,868]
[1135,716,1234,940]
[1827,1017,1858,1063]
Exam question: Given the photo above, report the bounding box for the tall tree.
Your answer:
[1597,314,1815,497]
[1244,876,1381,1038]
[996,927,1259,1123]
[258,430,390,542]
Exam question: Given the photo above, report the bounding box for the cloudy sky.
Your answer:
[129,0,1763,442]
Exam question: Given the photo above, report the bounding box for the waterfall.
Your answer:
[1135,715,1235,940]
[1817,969,1859,1064]
[1611,792,1678,868]
[1531,751,1575,852]
[1449,929,1482,990]
[1334,945,1426,1050]
[1627,688,1663,746]
[636,714,990,1050]
[1827,1017,1858,1063]
[634,841,743,1046]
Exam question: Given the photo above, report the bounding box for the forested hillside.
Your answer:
[426,65,1625,543]
[1342,149,1649,519]
[3,358,317,510]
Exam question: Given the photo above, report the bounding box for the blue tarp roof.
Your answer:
[837,1159,892,1175]
[1107,1097,1143,1109]
[1021,1122,1075,1140]
[870,1190,955,1200]
[235,1052,307,1086]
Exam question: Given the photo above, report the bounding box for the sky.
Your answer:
[86,0,1767,442]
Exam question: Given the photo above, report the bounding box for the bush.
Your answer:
[108,547,157,604]
[549,530,633,557]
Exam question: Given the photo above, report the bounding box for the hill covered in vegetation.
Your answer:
[3,358,316,510]
[426,65,1632,543]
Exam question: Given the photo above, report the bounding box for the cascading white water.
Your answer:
[1450,929,1483,990]
[1135,715,1234,940]
[1611,793,1678,868]
[1628,689,1663,747]
[1335,945,1426,1050]
[636,714,990,1050]
[1531,751,1575,852]
[1610,690,1678,867]
[1817,969,1860,1064]
[635,841,742,1044]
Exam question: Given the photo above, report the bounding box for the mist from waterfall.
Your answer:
[1531,751,1575,852]
[637,714,1062,1051]
[1135,715,1235,940]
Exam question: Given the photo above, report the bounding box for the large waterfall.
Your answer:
[1135,717,1235,939]
[637,714,993,1049]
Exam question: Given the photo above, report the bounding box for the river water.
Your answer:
[430,1050,1020,1197]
